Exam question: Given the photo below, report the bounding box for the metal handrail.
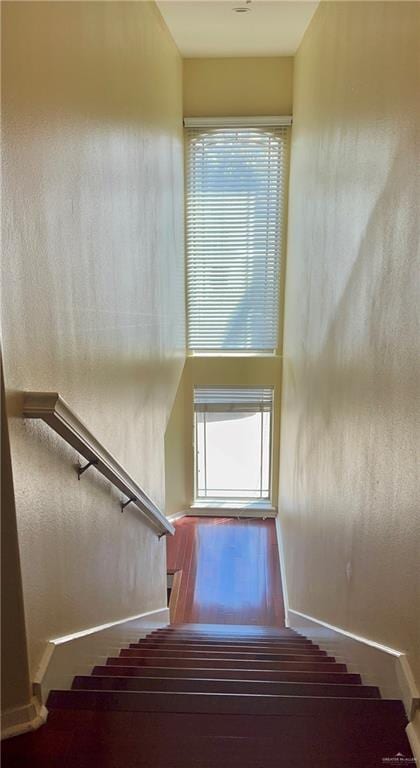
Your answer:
[23,392,174,538]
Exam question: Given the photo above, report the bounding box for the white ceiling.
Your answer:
[157,1,319,58]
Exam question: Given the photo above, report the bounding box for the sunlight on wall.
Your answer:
[280,0,420,685]
[2,0,184,676]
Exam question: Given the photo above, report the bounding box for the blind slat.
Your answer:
[194,386,273,412]
[186,125,288,352]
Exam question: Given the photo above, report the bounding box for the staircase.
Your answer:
[42,623,412,767]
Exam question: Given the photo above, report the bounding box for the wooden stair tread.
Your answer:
[12,621,412,767]
[150,633,297,641]
[107,655,345,671]
[47,688,407,718]
[92,664,362,684]
[7,707,411,768]
[123,647,329,660]
[72,674,381,698]
[139,639,317,649]
[131,643,325,655]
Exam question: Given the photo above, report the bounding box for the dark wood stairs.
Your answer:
[2,624,413,767]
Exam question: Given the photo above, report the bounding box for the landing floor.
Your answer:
[166,516,285,626]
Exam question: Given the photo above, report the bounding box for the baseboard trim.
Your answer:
[33,607,169,705]
[289,608,403,656]
[288,608,419,720]
[1,697,47,741]
[406,708,420,765]
[397,655,420,720]
[168,507,278,522]
[48,606,169,645]
[167,511,187,522]
[274,515,289,619]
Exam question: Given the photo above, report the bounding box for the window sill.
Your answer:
[189,501,277,518]
[188,351,279,358]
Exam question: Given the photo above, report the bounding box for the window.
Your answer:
[185,121,289,353]
[194,386,273,501]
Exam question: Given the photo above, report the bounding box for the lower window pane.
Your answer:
[196,409,271,500]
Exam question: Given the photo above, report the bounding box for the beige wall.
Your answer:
[1,1,185,676]
[1,356,32,715]
[280,2,420,684]
[164,361,189,518]
[184,57,293,116]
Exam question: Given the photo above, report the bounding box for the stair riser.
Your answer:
[47,689,406,719]
[72,675,380,698]
[150,633,298,642]
[139,641,318,651]
[153,627,296,632]
[107,657,346,672]
[153,629,296,632]
[122,649,330,662]
[93,665,361,684]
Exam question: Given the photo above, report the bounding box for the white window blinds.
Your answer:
[185,124,289,352]
[194,387,273,413]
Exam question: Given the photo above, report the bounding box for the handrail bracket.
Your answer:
[78,459,99,479]
[121,497,136,512]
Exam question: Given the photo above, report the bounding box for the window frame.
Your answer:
[184,117,291,355]
[193,385,274,505]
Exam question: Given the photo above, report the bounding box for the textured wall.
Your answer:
[1,1,185,675]
[164,361,189,518]
[1,356,32,714]
[280,2,420,683]
[183,57,293,117]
